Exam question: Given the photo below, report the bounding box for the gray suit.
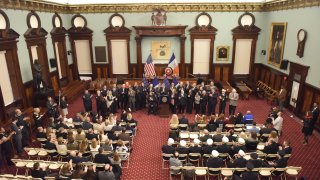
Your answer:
[12,122,23,154]
[98,170,116,180]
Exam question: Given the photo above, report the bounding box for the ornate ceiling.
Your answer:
[0,0,319,13]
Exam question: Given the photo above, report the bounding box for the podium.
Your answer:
[159,95,170,118]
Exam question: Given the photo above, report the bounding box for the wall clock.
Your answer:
[238,12,255,28]
[296,29,307,58]
[109,13,125,28]
[196,12,212,27]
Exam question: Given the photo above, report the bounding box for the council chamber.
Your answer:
[0,0,319,179]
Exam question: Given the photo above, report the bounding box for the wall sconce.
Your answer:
[67,50,72,55]
[261,50,266,55]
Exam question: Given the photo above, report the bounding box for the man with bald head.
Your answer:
[229,88,239,116]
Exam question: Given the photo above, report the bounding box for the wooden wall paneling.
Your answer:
[68,64,74,82]
[260,68,266,82]
[302,88,314,114]
[23,81,34,107]
[264,70,270,84]
[274,75,282,91]
[0,86,5,121]
[254,66,260,82]
[222,66,229,82]
[214,67,221,81]
[50,73,59,93]
[270,73,275,89]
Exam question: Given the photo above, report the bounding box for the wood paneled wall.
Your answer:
[252,63,320,117]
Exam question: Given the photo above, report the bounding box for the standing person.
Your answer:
[111,85,119,113]
[170,90,177,114]
[83,90,93,112]
[96,90,103,116]
[118,84,128,109]
[11,119,23,157]
[178,90,187,114]
[229,88,239,116]
[301,111,313,145]
[311,102,319,127]
[60,96,68,119]
[273,112,284,136]
[208,88,218,116]
[200,90,208,115]
[278,86,287,112]
[194,92,201,114]
[46,96,57,118]
[186,89,194,114]
[15,109,30,147]
[0,127,15,165]
[128,87,136,112]
[219,89,227,114]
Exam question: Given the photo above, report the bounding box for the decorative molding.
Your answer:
[1,1,319,13]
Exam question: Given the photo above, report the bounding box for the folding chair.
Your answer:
[285,166,302,180]
[162,153,173,169]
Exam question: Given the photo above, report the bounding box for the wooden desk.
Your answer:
[237,85,252,99]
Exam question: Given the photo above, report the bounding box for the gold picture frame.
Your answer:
[151,41,171,60]
[267,22,287,67]
[216,46,230,61]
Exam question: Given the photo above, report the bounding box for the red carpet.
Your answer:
[3,95,317,179]
[64,95,320,180]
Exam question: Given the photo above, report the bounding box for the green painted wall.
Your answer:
[262,6,320,88]
[1,7,319,88]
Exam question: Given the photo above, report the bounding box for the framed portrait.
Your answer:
[216,46,230,61]
[267,22,287,67]
[151,41,171,60]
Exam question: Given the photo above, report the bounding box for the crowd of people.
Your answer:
[164,111,293,179]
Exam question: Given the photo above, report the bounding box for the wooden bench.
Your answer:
[59,80,87,103]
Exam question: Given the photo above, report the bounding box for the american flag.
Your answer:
[144,54,156,76]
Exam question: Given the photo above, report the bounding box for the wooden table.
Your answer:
[237,85,252,99]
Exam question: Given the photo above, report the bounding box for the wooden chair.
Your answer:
[259,167,274,180]
[162,153,173,169]
[188,153,201,167]
[169,166,182,180]
[207,168,221,180]
[194,167,208,180]
[220,168,234,179]
[272,168,287,180]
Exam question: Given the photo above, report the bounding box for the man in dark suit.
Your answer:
[263,139,279,154]
[118,129,131,141]
[200,130,211,142]
[176,140,189,154]
[179,114,189,125]
[229,150,247,168]
[311,102,319,127]
[178,90,187,114]
[69,151,89,164]
[162,138,175,154]
[189,139,202,154]
[82,117,93,131]
[217,137,232,156]
[206,150,224,169]
[118,84,128,109]
[83,90,93,112]
[248,152,265,168]
[94,147,111,164]
[86,129,98,140]
[111,121,123,132]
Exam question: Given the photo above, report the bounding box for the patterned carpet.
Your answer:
[4,95,319,179]
[65,95,320,180]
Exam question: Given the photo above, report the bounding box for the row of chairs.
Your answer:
[89,78,117,91]
[169,166,302,180]
[256,80,279,104]
[162,153,291,168]
[172,123,263,132]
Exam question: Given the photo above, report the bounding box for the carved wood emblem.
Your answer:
[151,8,167,26]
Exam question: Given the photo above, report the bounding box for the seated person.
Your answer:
[202,138,215,155]
[162,138,175,154]
[67,137,79,150]
[101,139,113,152]
[206,150,224,172]
[82,117,93,130]
[212,128,224,142]
[247,122,260,134]
[240,162,259,179]
[44,136,57,151]
[169,151,182,175]
[116,140,129,159]
[54,137,67,154]
[94,148,111,168]
[118,128,131,141]
[98,164,115,180]
[217,136,232,156]
[176,140,189,154]
[259,123,274,142]
[189,138,202,154]
[232,138,247,156]
[69,151,89,164]
[228,150,247,168]
[59,160,73,178]
[111,121,123,132]
[248,152,265,168]
[268,150,287,168]
[90,138,100,157]
[242,111,254,124]
[200,129,212,142]
[169,114,179,129]
[226,129,237,142]
[86,128,98,140]
[82,165,97,180]
[56,127,68,139]
[179,114,189,125]
[36,127,47,139]
[75,128,86,142]
[263,139,279,154]
[71,163,85,179]
[280,140,292,155]
[31,162,48,179]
